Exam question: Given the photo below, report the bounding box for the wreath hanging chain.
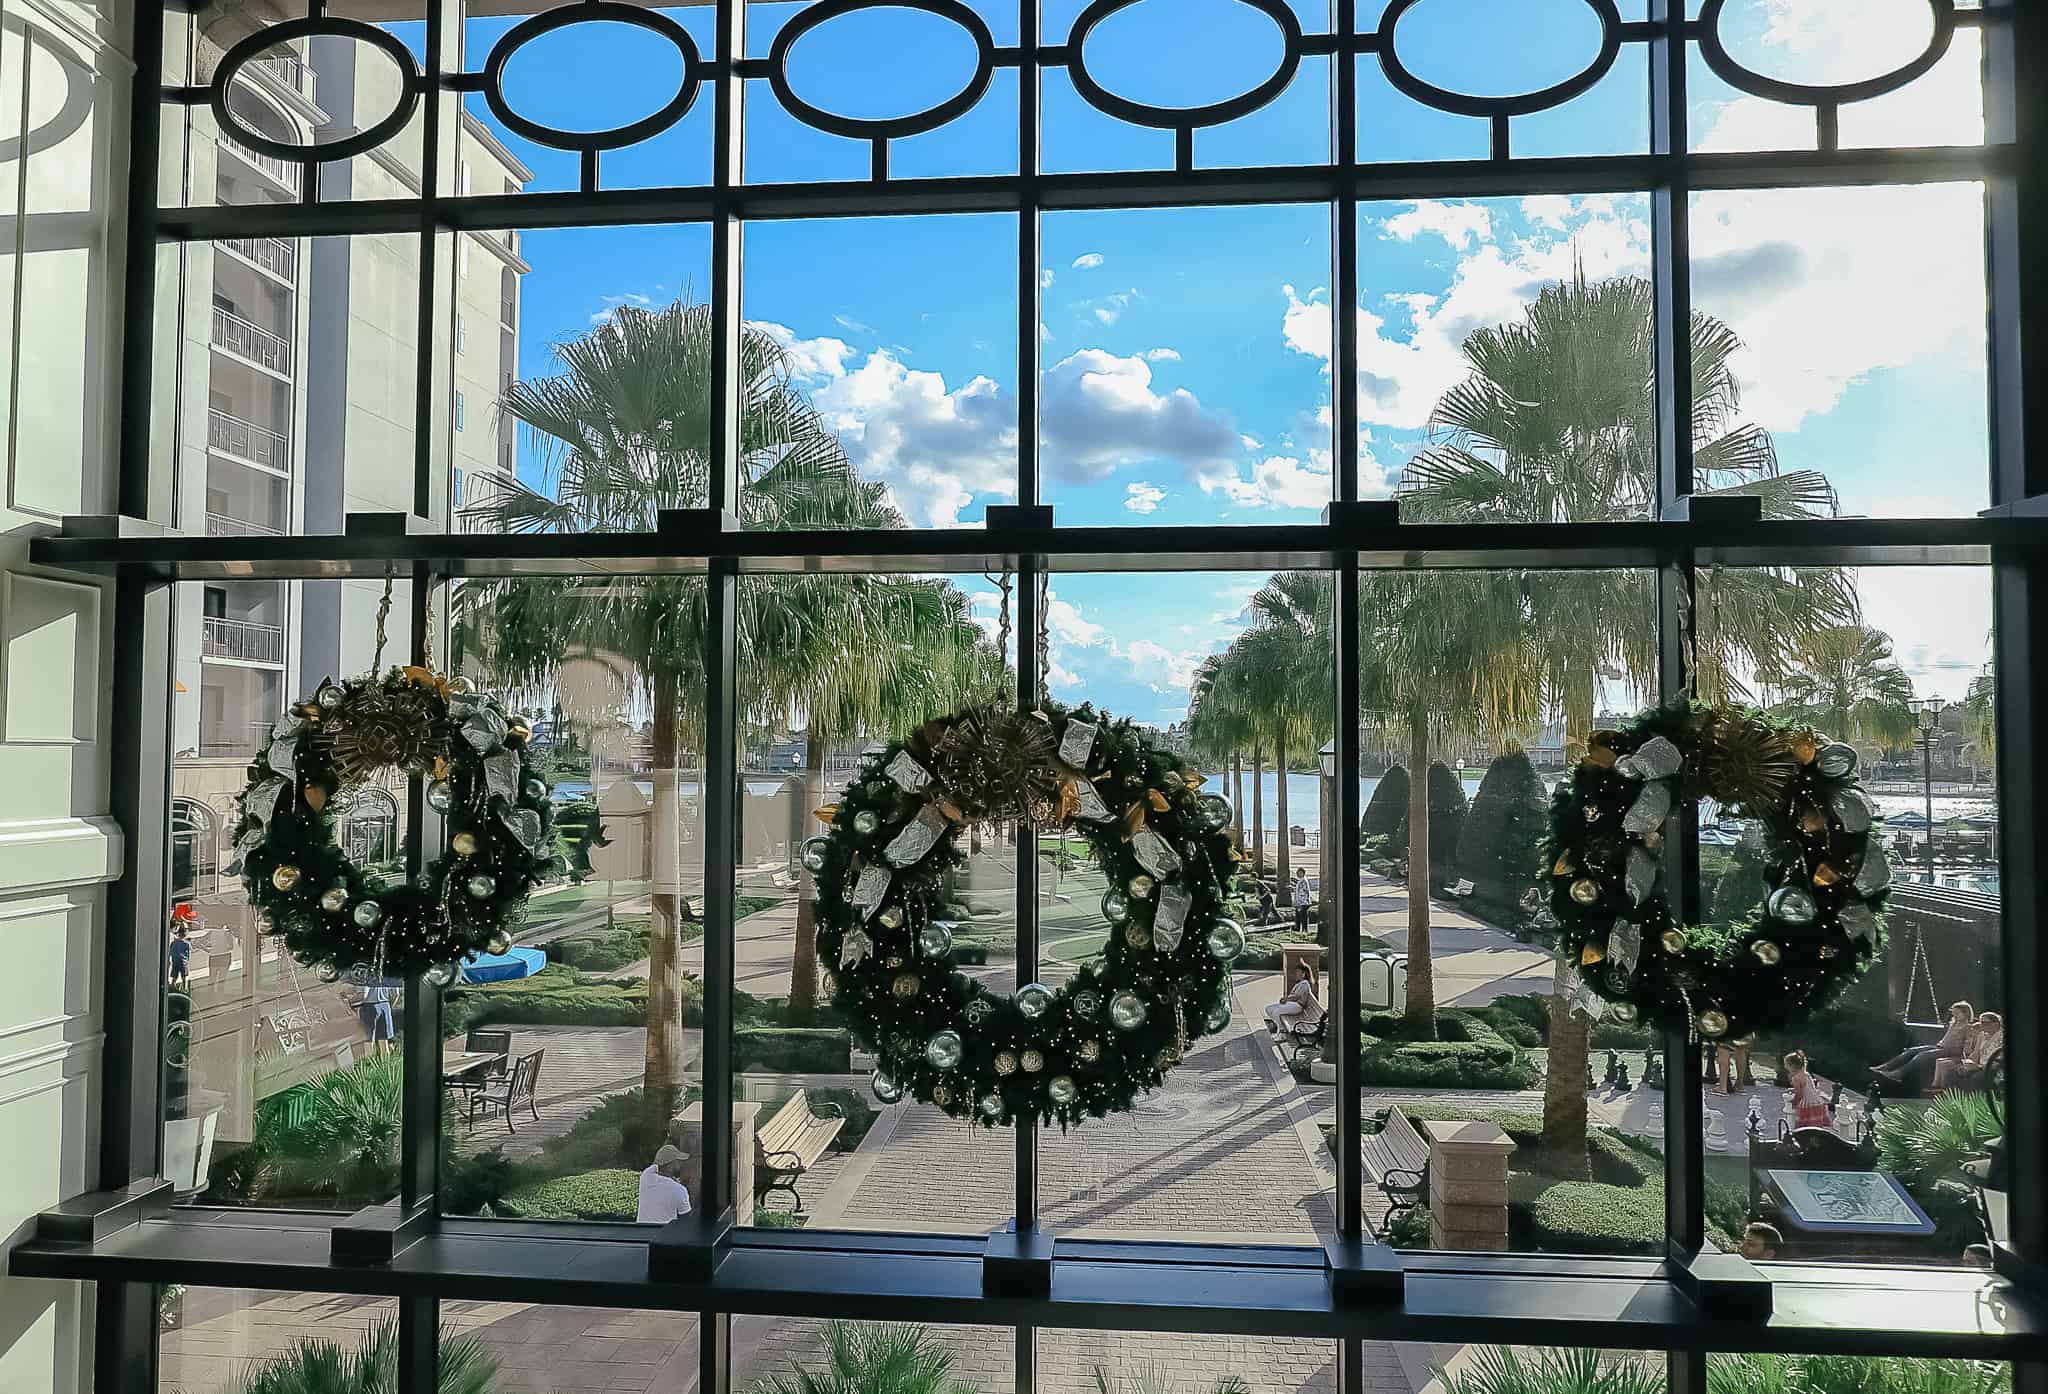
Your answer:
[807,701,1244,1128]
[1545,699,1889,1041]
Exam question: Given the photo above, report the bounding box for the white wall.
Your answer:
[0,0,133,1383]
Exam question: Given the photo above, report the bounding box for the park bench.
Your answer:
[1284,1015,1326,1070]
[754,1088,847,1214]
[1361,1107,1428,1236]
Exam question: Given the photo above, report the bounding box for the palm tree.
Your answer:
[1357,571,1538,1030]
[1187,654,1252,851]
[458,300,928,1126]
[1772,623,1918,762]
[749,1322,978,1394]
[1963,657,1996,782]
[1397,271,1856,1162]
[229,1319,499,1394]
[1244,572,1340,916]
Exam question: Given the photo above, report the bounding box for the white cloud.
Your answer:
[590,291,653,325]
[1040,348,1239,483]
[1382,200,1493,251]
[808,350,1017,527]
[753,320,856,381]
[1091,289,1138,325]
[1045,594,1105,648]
[1143,347,1181,363]
[1071,252,1106,270]
[1123,482,1167,514]
[1853,566,1995,703]
[1207,453,1334,511]
[1123,638,1206,695]
[1040,269,1056,289]
[1048,661,1082,691]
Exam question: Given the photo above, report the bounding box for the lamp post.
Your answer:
[1319,740,1337,947]
[1911,696,1945,883]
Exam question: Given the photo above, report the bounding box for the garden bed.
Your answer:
[1357,1010,1537,1090]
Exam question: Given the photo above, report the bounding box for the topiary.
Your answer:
[1423,759,1469,889]
[1455,751,1549,926]
[1361,765,1409,852]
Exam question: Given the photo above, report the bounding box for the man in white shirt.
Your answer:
[637,1144,693,1223]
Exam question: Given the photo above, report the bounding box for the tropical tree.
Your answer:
[1435,1346,1664,1394]
[1397,271,1856,1163]
[749,1322,978,1394]
[457,300,973,1126]
[1962,657,1996,781]
[228,1319,499,1394]
[1772,623,1918,761]
[1187,653,1252,850]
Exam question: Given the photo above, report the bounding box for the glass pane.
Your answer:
[1356,568,1662,1255]
[1695,564,2002,1268]
[1041,205,1332,526]
[158,1289,399,1392]
[442,573,706,1223]
[1689,183,1988,519]
[1705,1355,2010,1394]
[445,222,712,534]
[742,215,1019,530]
[734,571,1016,1233]
[1037,1329,1340,1393]
[1042,570,1336,1245]
[1352,194,1660,522]
[168,578,413,1212]
[445,1302,699,1392]
[167,235,424,537]
[734,1318,1013,1393]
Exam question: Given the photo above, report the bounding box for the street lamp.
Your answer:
[1911,696,1946,883]
[1319,740,1337,946]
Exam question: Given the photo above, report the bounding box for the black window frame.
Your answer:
[18,1,2048,1391]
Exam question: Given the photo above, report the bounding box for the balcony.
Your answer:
[211,307,293,377]
[199,720,276,759]
[220,236,297,283]
[207,408,291,474]
[218,136,302,196]
[256,51,306,94]
[204,511,284,538]
[201,615,286,666]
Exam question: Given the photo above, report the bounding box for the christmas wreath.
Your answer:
[1545,699,1889,1041]
[806,701,1244,1127]
[230,667,556,982]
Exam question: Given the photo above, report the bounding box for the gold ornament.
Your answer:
[1642,828,1664,851]
[324,680,442,787]
[1021,1049,1044,1073]
[878,905,905,930]
[1751,939,1783,965]
[271,864,302,891]
[1580,943,1605,965]
[1553,853,1577,877]
[1812,863,1847,888]
[994,1050,1019,1076]
[1694,708,1797,816]
[928,707,1059,826]
[452,831,479,856]
[1697,1008,1730,1038]
[1661,928,1686,953]
[891,972,921,999]
[1791,731,1820,764]
[1147,788,1170,812]
[1799,808,1829,834]
[1569,878,1600,906]
[319,887,348,913]
[304,784,329,813]
[932,1085,953,1108]
[1078,1039,1103,1063]
[812,803,841,827]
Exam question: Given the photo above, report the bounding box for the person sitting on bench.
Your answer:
[1873,1001,1974,1092]
[1264,964,1324,1035]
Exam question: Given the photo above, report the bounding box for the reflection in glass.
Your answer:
[158,1290,399,1393]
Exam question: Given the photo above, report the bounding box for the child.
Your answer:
[1784,1049,1831,1130]
[168,904,196,991]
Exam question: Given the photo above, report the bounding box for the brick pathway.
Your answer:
[450,1025,684,1161]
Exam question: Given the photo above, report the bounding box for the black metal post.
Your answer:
[403,564,446,1218]
[1015,554,1043,1233]
[1921,731,1937,884]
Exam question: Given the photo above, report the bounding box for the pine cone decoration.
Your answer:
[1690,708,1796,817]
[931,707,1059,826]
[325,681,443,787]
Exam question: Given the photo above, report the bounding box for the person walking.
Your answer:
[1291,869,1312,935]
[203,917,235,988]
[167,910,193,992]
[1784,1050,1832,1131]
[636,1144,694,1223]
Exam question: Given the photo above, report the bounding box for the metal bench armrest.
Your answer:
[810,1101,845,1120]
[1381,1168,1425,1191]
[759,1147,805,1171]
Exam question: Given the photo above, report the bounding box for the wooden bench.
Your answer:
[753,1088,846,1214]
[1361,1107,1429,1236]
[1284,1015,1326,1070]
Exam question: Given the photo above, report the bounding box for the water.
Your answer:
[1199,770,1482,838]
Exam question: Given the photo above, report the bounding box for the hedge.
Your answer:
[1360,766,1409,850]
[1357,762,1467,887]
[500,1168,638,1221]
[440,963,692,1038]
[734,1027,851,1074]
[1453,751,1547,927]
[1359,1010,1535,1089]
[1422,760,1469,888]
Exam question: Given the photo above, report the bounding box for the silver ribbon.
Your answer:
[1566,967,1605,1022]
[1059,720,1097,769]
[243,776,290,828]
[1625,845,1660,907]
[839,927,875,969]
[885,751,932,794]
[1839,902,1878,944]
[483,748,522,806]
[1073,777,1115,824]
[448,691,483,721]
[1828,786,1874,835]
[1610,920,1642,978]
[852,865,892,919]
[1615,735,1682,781]
[1622,778,1674,835]
[499,806,542,852]
[272,712,305,743]
[1852,848,1892,897]
[265,737,299,779]
[1131,828,1183,879]
[884,805,949,868]
[461,705,507,754]
[1153,882,1192,951]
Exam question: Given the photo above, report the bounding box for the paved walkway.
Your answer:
[450,1026,687,1161]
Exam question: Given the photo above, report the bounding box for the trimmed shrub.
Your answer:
[441,962,705,1037]
[552,921,652,973]
[1360,1010,1534,1089]
[1454,751,1549,927]
[1478,991,1653,1050]
[950,937,991,966]
[735,1027,851,1074]
[1361,766,1409,851]
[501,1167,639,1221]
[1422,760,1469,889]
[1522,1176,1665,1255]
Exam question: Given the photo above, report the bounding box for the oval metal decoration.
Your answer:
[483,2,703,153]
[1697,0,1955,108]
[213,17,421,163]
[1067,0,1302,131]
[1377,0,1620,119]
[768,0,995,142]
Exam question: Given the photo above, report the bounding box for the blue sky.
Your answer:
[457,0,1996,734]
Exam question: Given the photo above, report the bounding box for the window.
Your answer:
[29,0,2047,1390]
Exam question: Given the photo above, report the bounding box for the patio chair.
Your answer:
[449,1030,511,1110]
[470,1049,544,1134]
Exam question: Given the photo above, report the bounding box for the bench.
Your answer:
[1284,1015,1326,1070]
[753,1088,846,1214]
[1361,1107,1428,1236]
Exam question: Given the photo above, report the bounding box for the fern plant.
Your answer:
[749,1322,980,1394]
[226,1318,498,1394]
[1435,1346,1664,1394]
[1875,1091,2002,1188]
[1091,1364,1252,1394]
[1708,1353,2008,1394]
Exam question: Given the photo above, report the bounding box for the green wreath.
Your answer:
[1544,699,1889,1041]
[230,667,556,982]
[807,701,1244,1127]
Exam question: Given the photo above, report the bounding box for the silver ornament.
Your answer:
[522,777,548,802]
[1048,1075,1078,1106]
[1816,742,1858,777]
[316,962,342,984]
[424,962,459,988]
[1109,991,1147,1031]
[853,809,881,836]
[316,684,344,711]
[925,1030,964,1070]
[1101,889,1131,924]
[916,922,954,957]
[1766,886,1817,926]
[349,961,374,986]
[466,873,497,899]
[1072,988,1103,1018]
[1203,1001,1231,1033]
[487,931,512,955]
[1205,919,1246,962]
[1198,794,1231,830]
[801,838,830,873]
[1607,1001,1639,1025]
[352,900,384,929]
[427,780,455,813]
[871,1070,904,1104]
[319,887,348,913]
[980,1093,1005,1119]
[1016,983,1054,1019]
